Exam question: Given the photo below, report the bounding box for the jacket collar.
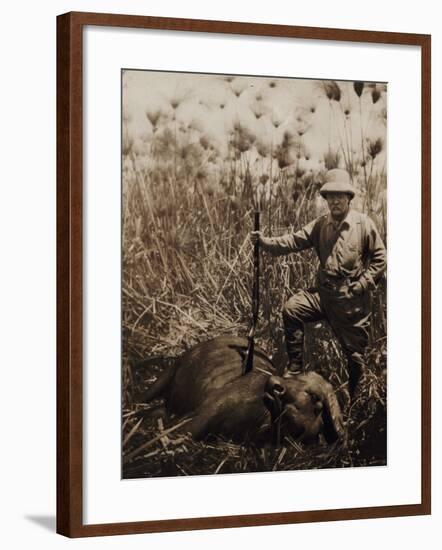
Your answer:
[326,209,358,230]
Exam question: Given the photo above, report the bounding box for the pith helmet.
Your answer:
[319,169,356,198]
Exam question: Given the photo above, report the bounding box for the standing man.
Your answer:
[251,169,386,400]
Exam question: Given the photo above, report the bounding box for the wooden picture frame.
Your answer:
[57,11,431,537]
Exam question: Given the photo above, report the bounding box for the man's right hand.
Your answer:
[250,231,263,246]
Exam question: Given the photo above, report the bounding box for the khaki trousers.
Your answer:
[282,285,370,397]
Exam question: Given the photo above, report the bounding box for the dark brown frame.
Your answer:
[57,11,431,538]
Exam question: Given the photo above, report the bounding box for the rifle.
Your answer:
[243,211,260,374]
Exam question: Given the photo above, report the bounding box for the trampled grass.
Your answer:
[121,76,387,477]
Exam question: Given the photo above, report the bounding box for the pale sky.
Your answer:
[122,69,387,173]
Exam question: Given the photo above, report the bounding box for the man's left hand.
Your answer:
[348,281,364,296]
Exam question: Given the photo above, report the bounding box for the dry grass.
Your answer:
[122,78,387,477]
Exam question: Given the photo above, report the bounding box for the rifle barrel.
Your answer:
[244,211,260,374]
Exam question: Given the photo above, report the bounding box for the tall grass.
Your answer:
[122,76,387,476]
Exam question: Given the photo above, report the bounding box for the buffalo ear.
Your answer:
[321,403,342,443]
[305,373,346,444]
[313,400,323,417]
[321,389,345,444]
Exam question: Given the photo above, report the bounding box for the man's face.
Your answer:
[325,192,351,219]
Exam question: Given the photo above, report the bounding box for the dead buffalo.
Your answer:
[139,335,345,445]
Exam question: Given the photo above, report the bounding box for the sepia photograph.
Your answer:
[121,69,388,479]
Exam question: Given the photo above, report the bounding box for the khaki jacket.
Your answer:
[264,210,387,291]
